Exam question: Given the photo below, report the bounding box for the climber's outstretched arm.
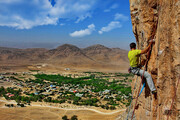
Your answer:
[141,39,155,54]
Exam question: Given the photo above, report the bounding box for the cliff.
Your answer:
[129,0,180,120]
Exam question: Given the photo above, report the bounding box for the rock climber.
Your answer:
[128,40,157,95]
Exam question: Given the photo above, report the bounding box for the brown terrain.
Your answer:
[0,99,124,120]
[126,0,180,120]
[0,106,123,120]
[0,44,129,73]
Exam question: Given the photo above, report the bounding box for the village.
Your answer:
[0,71,133,110]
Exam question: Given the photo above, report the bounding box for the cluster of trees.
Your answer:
[0,86,46,104]
[44,97,66,104]
[84,72,105,75]
[58,94,96,106]
[13,94,45,103]
[73,98,99,106]
[100,104,116,110]
[62,115,78,120]
[10,76,22,81]
[115,73,134,77]
[33,74,132,107]
[5,104,14,107]
[0,86,5,96]
[34,74,131,94]
[17,103,25,107]
[0,87,22,101]
[34,74,91,85]
[5,103,25,108]
[26,78,45,84]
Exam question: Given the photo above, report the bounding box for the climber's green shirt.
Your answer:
[128,49,141,67]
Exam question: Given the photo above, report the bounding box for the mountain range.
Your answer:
[0,44,129,72]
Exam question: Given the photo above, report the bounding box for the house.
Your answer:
[103,89,110,94]
[50,85,56,88]
[34,91,39,95]
[75,93,83,97]
[8,94,14,97]
[65,68,70,71]
[64,87,69,90]
[0,76,4,79]
[52,87,57,90]
[6,93,15,97]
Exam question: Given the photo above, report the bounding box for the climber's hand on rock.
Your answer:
[149,39,155,44]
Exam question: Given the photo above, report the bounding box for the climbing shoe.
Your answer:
[152,90,157,99]
[152,90,157,94]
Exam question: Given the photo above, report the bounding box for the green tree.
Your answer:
[62,115,69,120]
[71,115,78,120]
[110,105,116,110]
[105,105,109,110]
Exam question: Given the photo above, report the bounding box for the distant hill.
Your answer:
[0,47,48,61]
[0,44,129,72]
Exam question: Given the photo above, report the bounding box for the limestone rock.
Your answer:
[129,0,180,120]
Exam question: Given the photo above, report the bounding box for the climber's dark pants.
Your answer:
[130,67,156,92]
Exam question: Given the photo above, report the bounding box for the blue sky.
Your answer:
[0,0,135,50]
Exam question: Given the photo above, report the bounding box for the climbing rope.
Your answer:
[138,83,146,97]
[167,76,180,120]
[130,20,158,119]
[130,7,158,119]
[128,1,160,119]
[130,45,152,120]
[126,31,144,120]
[126,75,139,120]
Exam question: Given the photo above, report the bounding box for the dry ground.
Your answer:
[0,80,13,88]
[0,62,129,74]
[0,104,124,120]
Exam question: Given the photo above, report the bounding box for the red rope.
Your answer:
[167,76,180,120]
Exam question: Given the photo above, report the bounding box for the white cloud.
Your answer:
[75,13,92,23]
[98,13,128,34]
[98,21,121,34]
[0,0,99,29]
[114,13,128,21]
[70,24,95,37]
[104,4,118,12]
[60,23,65,26]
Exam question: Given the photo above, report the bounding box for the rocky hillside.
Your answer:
[128,0,180,120]
[0,44,129,72]
[83,44,128,64]
[0,47,48,61]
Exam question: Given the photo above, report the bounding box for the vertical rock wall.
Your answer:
[129,0,180,120]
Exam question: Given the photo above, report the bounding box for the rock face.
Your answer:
[129,0,180,120]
